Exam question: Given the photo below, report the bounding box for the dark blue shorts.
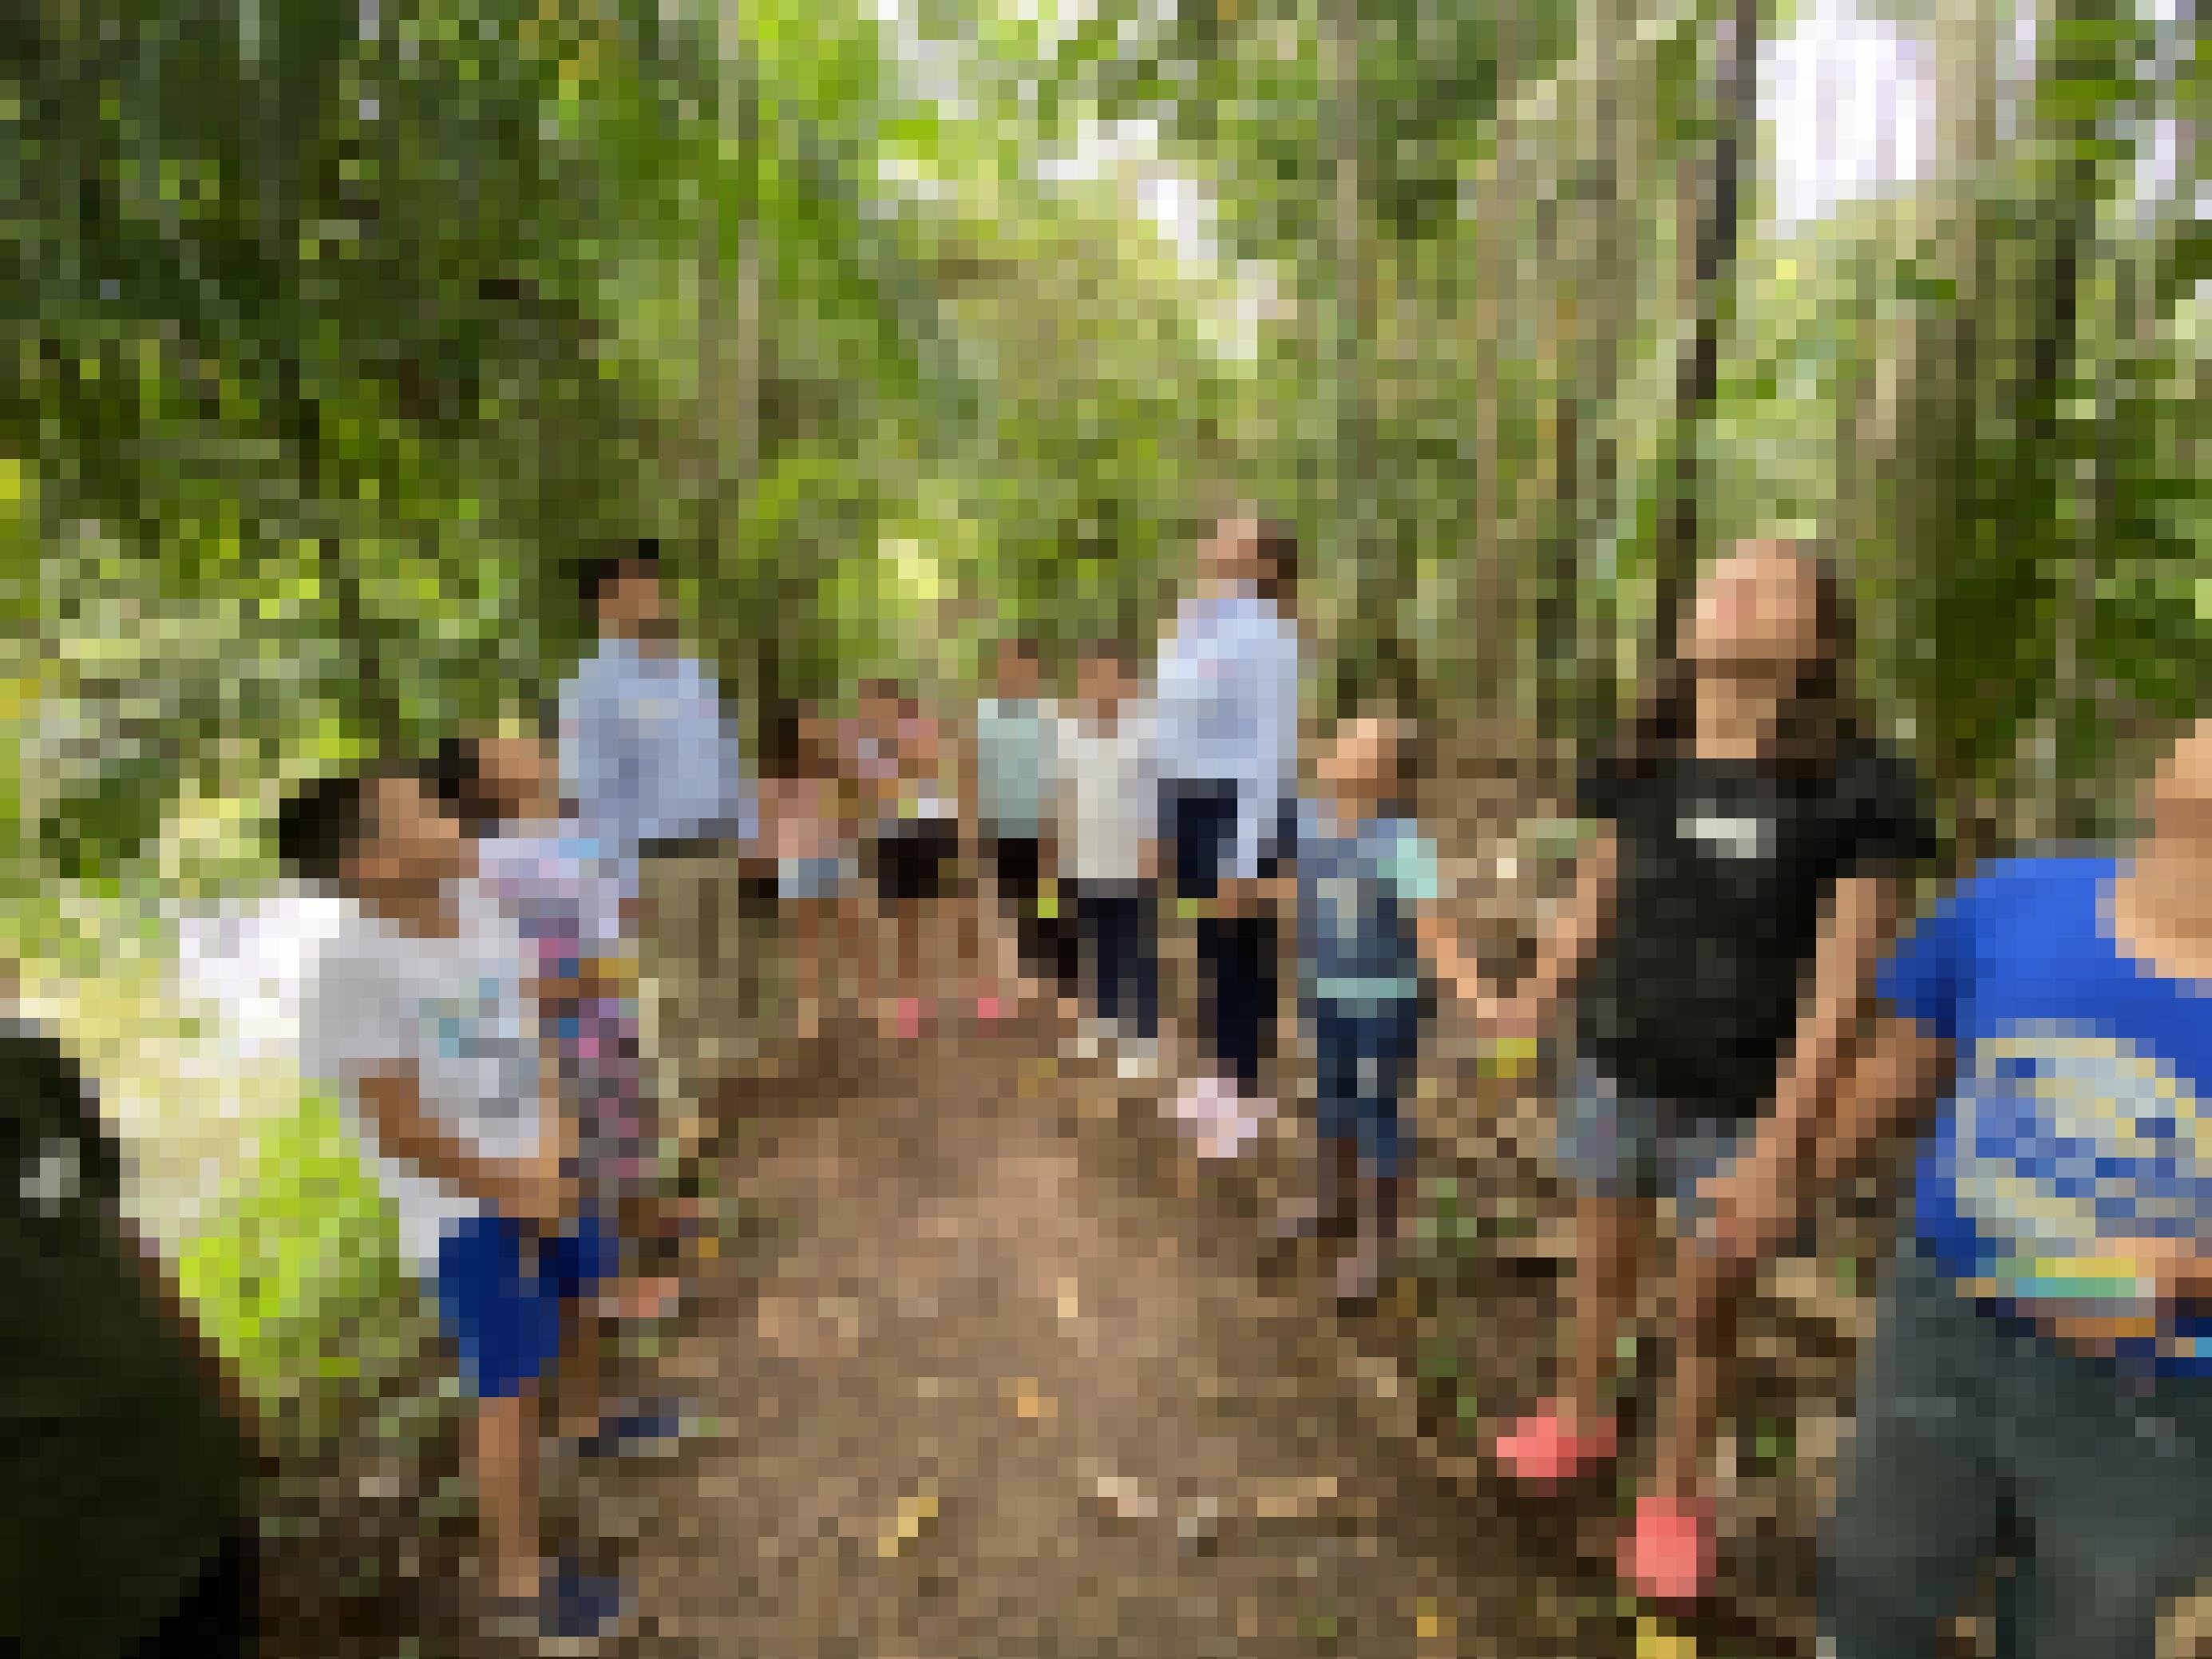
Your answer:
[432,1209,615,1400]
[1311,997,1423,1180]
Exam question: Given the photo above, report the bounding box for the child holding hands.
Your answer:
[1281,708,1483,1302]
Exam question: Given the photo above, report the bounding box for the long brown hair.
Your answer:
[1609,544,1869,784]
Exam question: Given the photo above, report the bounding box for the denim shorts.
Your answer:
[778,854,850,903]
[432,1208,615,1400]
[1556,1058,1755,1219]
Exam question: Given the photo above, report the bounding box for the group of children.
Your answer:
[263,522,2212,1656]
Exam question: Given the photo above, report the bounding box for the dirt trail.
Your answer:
[595,1000,1630,1659]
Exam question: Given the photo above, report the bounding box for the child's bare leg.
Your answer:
[1336,1169,1405,1300]
[892,899,923,1020]
[1567,1194,1647,1430]
[1653,1234,1747,1502]
[1278,1134,1358,1240]
[474,1385,543,1602]
[851,886,882,1027]
[793,897,823,1039]
[552,1288,604,1442]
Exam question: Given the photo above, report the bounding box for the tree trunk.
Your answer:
[1321,0,1371,715]
[1652,0,1759,639]
[701,40,769,760]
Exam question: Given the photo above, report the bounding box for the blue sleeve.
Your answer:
[561,660,634,847]
[1879,876,1984,1043]
[1151,611,1201,784]
[1386,824,1441,906]
[1229,616,1300,880]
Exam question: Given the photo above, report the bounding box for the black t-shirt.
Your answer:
[1574,742,1935,1119]
[0,1020,251,1659]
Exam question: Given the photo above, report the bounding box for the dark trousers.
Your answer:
[1163,778,1282,1095]
[984,830,1077,990]
[1074,881,1160,1039]
[132,1531,255,1659]
[1824,1243,2212,1659]
[1197,913,1275,1094]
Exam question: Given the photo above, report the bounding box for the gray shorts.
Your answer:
[1556,1058,1755,1218]
[778,854,850,903]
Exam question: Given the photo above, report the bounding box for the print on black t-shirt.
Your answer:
[1576,743,1934,1120]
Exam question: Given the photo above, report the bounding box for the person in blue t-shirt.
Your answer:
[1276,708,1482,1303]
[1825,718,2212,1659]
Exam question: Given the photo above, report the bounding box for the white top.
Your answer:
[557,636,758,899]
[302,879,543,1274]
[473,826,625,953]
[1153,586,1302,878]
[1057,704,1160,886]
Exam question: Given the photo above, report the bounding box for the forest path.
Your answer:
[600,976,1629,1659]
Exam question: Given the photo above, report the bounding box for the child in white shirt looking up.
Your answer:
[1056,639,1163,1079]
[283,764,626,1645]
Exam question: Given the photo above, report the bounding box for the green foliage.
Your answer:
[174,1088,419,1449]
[8,0,2208,1443]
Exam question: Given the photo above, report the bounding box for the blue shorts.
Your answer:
[1556,1059,1755,1222]
[432,1209,616,1400]
[1311,997,1423,1180]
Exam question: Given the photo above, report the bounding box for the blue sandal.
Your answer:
[570,1396,691,1462]
[491,1559,631,1648]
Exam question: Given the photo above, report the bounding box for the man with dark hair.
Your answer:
[1,965,258,1659]
[572,537,663,620]
[557,541,756,1269]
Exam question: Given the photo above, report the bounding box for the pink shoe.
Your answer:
[975,994,1004,1024]
[1491,1402,1620,1486]
[1175,1074,1221,1125]
[896,997,924,1040]
[1622,1494,1715,1604]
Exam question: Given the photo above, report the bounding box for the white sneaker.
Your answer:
[1116,1037,1159,1081]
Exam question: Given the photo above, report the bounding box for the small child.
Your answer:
[762,702,853,1041]
[972,635,1074,1012]
[281,762,627,1644]
[1055,639,1163,1080]
[435,734,687,1414]
[1285,708,1481,1302]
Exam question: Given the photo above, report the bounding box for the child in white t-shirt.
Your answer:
[1055,639,1162,1079]
[283,764,626,1644]
[437,733,687,1419]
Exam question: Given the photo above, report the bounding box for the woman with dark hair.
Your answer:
[1481,539,1937,1604]
[1155,510,1304,1141]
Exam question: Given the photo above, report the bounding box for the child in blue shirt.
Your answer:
[1826,718,2212,1659]
[1283,709,1481,1302]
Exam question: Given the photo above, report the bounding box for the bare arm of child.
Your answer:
[1415,906,1482,1006]
[1485,825,1619,1035]
[358,1069,572,1229]
[1699,869,1909,1264]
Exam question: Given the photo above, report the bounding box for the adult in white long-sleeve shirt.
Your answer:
[556,539,756,1267]
[1154,512,1304,1127]
[556,540,757,905]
